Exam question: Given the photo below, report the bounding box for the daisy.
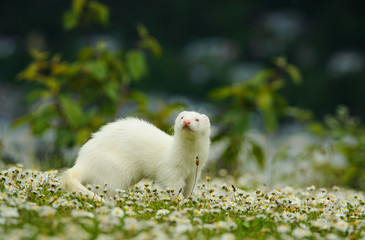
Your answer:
[111,207,124,218]
[292,227,311,238]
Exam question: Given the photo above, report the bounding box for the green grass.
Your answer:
[0,165,364,239]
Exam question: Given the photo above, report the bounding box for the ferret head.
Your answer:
[174,111,210,138]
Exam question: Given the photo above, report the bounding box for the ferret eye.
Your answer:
[195,118,199,122]
[181,116,184,119]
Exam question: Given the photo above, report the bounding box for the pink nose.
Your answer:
[183,119,191,125]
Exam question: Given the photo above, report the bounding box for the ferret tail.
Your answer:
[61,168,102,201]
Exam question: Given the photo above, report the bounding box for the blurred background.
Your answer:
[1,0,365,190]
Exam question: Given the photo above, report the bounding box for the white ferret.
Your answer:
[61,111,210,199]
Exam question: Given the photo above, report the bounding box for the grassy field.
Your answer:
[0,165,364,239]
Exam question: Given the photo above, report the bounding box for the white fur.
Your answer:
[61,111,210,199]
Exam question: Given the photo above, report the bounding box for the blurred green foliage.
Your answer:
[306,106,365,190]
[11,0,178,167]
[63,0,109,30]
[1,1,365,122]
[210,58,301,172]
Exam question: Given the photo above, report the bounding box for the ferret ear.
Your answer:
[201,114,210,126]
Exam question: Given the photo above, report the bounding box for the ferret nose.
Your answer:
[183,119,191,125]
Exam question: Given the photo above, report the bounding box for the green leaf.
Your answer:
[232,111,251,135]
[256,89,272,110]
[104,82,119,101]
[27,105,56,135]
[270,79,285,90]
[11,115,33,129]
[129,90,148,110]
[274,57,287,69]
[72,0,85,13]
[137,24,149,38]
[31,115,50,135]
[85,60,107,80]
[56,128,75,148]
[18,63,39,81]
[89,1,109,26]
[251,141,265,169]
[220,109,240,125]
[142,38,162,56]
[59,95,84,127]
[286,107,313,122]
[126,50,148,81]
[286,64,302,85]
[307,122,325,136]
[221,135,243,166]
[262,110,278,133]
[78,47,95,61]
[137,24,162,55]
[29,50,49,60]
[251,69,274,85]
[76,128,91,145]
[209,86,234,101]
[63,11,79,30]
